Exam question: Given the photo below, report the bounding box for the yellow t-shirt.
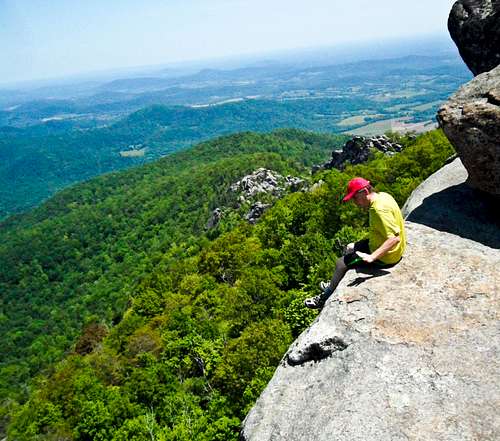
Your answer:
[369,192,406,264]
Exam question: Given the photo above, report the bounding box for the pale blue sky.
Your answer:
[1,0,457,83]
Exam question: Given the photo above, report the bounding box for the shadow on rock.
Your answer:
[407,183,500,249]
[348,268,391,287]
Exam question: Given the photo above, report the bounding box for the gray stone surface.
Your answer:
[402,157,500,248]
[437,64,500,196]
[241,166,500,441]
[448,0,500,75]
[401,157,466,217]
[245,201,271,224]
[206,207,223,229]
[241,222,500,441]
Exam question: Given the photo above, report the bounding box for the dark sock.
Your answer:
[320,286,333,303]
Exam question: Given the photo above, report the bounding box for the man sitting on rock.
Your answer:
[304,177,406,309]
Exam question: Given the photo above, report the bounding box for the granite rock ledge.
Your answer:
[240,162,500,441]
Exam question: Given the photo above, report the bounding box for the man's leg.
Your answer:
[304,256,349,309]
[322,239,370,298]
[305,239,369,309]
[320,256,348,301]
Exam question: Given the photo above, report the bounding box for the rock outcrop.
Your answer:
[313,135,403,173]
[207,169,306,227]
[229,168,306,223]
[230,168,305,202]
[448,0,500,75]
[437,64,500,196]
[402,157,500,248]
[240,160,500,441]
[245,201,271,224]
[206,207,223,229]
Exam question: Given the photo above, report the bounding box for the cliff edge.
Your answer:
[242,2,500,436]
[241,159,500,441]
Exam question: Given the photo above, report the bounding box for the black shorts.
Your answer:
[343,239,400,269]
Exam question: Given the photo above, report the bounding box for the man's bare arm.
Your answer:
[356,235,400,263]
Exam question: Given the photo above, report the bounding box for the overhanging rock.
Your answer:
[448,0,500,76]
[437,64,500,197]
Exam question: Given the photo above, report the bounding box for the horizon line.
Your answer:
[1,32,454,90]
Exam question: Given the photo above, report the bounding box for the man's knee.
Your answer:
[345,242,355,253]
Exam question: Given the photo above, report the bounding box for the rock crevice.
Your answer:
[286,337,349,366]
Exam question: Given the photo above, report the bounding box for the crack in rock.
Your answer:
[486,89,500,106]
[286,337,348,366]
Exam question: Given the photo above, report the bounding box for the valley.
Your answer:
[0,52,471,219]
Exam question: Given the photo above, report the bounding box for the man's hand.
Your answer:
[356,251,375,263]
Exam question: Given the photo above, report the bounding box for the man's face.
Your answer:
[352,188,370,208]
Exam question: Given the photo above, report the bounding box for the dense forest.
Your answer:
[0,129,345,405]
[0,98,408,218]
[0,128,454,439]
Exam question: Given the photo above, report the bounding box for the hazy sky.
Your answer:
[1,0,457,84]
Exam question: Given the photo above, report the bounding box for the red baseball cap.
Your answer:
[342,177,370,202]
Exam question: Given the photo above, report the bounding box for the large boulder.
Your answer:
[437,64,500,196]
[448,0,500,75]
[240,163,500,441]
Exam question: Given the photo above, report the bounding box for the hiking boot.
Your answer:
[319,281,331,292]
[304,295,325,309]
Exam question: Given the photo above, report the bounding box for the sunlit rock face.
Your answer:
[437,65,500,196]
[240,160,500,441]
[438,0,500,196]
[448,0,500,76]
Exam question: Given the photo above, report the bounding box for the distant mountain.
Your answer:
[0,53,471,219]
[0,54,470,129]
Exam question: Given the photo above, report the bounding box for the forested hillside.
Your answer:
[0,129,344,405]
[0,99,358,218]
[1,128,454,439]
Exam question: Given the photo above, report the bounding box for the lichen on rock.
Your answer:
[448,0,500,76]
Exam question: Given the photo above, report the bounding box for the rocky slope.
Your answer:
[240,159,500,441]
